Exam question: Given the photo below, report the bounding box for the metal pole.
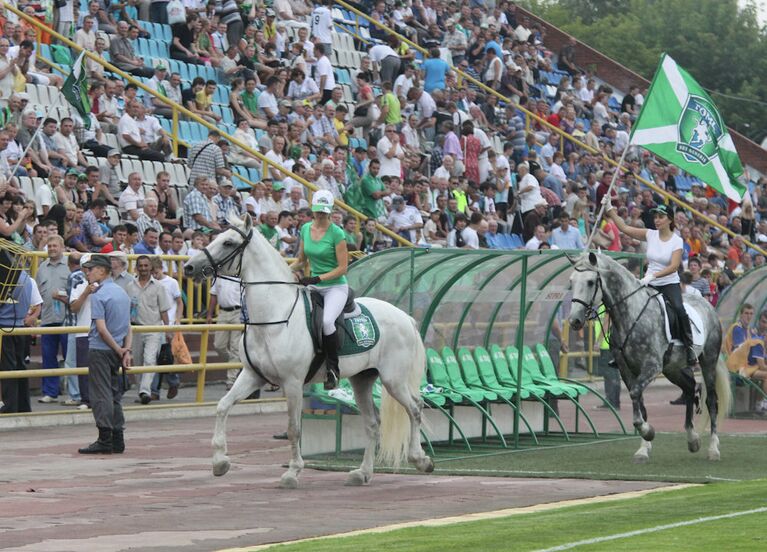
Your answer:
[586,145,630,249]
[9,93,63,179]
[513,255,528,449]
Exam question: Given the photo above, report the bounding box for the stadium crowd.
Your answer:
[0,0,765,414]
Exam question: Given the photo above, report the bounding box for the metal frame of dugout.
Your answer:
[301,249,643,457]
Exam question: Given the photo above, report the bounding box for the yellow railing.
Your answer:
[4,1,412,248]
[23,251,298,323]
[334,0,766,257]
[0,324,245,404]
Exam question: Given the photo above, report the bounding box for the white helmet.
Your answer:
[311,189,334,214]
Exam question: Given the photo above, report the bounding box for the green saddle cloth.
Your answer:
[303,294,380,356]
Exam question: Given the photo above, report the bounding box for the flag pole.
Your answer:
[9,92,64,184]
[586,145,630,249]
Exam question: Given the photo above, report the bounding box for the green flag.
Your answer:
[61,51,91,130]
[630,54,745,202]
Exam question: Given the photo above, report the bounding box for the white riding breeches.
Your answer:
[312,284,349,335]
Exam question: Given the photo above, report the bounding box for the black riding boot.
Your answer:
[78,427,113,455]
[680,314,698,367]
[112,429,125,454]
[323,332,340,390]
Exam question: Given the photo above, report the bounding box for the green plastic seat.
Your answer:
[522,346,578,398]
[459,346,514,400]
[441,347,498,402]
[425,349,467,403]
[501,346,548,398]
[534,344,587,397]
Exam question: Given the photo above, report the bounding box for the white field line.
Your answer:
[218,484,696,552]
[533,506,767,552]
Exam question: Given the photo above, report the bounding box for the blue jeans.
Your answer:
[151,372,180,395]
[64,333,80,401]
[41,327,68,398]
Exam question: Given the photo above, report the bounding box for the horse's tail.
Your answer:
[377,316,425,469]
[699,355,731,431]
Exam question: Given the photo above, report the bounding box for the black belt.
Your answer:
[220,306,241,312]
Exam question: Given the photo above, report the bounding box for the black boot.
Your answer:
[78,427,113,455]
[680,315,698,367]
[112,430,125,454]
[323,331,340,390]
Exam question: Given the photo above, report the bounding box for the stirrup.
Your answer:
[324,370,339,390]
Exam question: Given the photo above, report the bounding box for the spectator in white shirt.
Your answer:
[313,43,335,104]
[386,196,423,243]
[376,125,405,179]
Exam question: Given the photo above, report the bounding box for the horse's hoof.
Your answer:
[641,425,655,442]
[212,459,230,477]
[708,450,721,462]
[688,438,701,453]
[633,453,649,464]
[345,469,371,486]
[279,474,299,489]
[415,457,434,473]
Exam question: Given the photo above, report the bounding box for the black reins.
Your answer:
[572,265,662,355]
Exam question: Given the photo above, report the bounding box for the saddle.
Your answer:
[304,288,361,383]
[654,295,704,346]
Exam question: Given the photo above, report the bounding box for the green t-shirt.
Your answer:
[360,173,385,219]
[382,91,401,125]
[344,230,358,249]
[301,223,348,287]
[241,90,259,117]
[259,223,280,250]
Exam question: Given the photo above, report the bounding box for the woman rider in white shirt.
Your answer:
[603,199,698,368]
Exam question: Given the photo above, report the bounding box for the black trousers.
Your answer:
[121,145,166,162]
[0,335,30,413]
[651,282,693,342]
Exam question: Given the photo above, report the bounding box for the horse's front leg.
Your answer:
[212,367,264,476]
[279,379,305,489]
[629,363,660,441]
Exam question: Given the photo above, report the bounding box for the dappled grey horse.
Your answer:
[568,252,730,463]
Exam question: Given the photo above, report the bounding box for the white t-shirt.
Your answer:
[518,173,544,213]
[386,206,422,243]
[244,196,262,220]
[117,113,141,148]
[315,55,335,91]
[137,115,163,144]
[646,229,683,286]
[157,276,182,324]
[311,6,333,43]
[368,44,398,63]
[118,186,146,218]
[393,74,414,98]
[35,183,55,216]
[376,135,403,178]
[258,90,278,118]
[447,226,479,249]
[70,281,92,338]
[210,276,242,309]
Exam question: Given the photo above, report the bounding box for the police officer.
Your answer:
[78,255,132,455]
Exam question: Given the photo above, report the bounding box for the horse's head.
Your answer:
[567,251,604,331]
[183,211,252,281]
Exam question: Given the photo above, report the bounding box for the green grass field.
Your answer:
[264,479,767,551]
[305,432,767,483]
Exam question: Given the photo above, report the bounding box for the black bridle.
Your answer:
[571,263,661,356]
[196,224,302,387]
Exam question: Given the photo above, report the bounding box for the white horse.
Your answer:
[183,213,433,488]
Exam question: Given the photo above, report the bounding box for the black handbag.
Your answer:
[157,343,174,366]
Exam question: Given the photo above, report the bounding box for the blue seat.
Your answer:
[248,167,262,183]
[214,85,228,104]
[136,37,148,57]
[159,24,172,42]
[508,234,524,249]
[177,61,191,81]
[192,122,206,142]
[178,121,192,142]
[221,106,234,125]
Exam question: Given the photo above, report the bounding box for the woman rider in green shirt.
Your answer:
[292,190,349,389]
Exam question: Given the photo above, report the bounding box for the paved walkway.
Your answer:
[1,380,764,552]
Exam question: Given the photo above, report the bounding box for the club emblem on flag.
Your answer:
[676,95,724,165]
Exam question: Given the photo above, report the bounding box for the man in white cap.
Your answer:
[144,64,173,119]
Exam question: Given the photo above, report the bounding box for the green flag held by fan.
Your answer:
[630,54,746,202]
[61,50,91,130]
